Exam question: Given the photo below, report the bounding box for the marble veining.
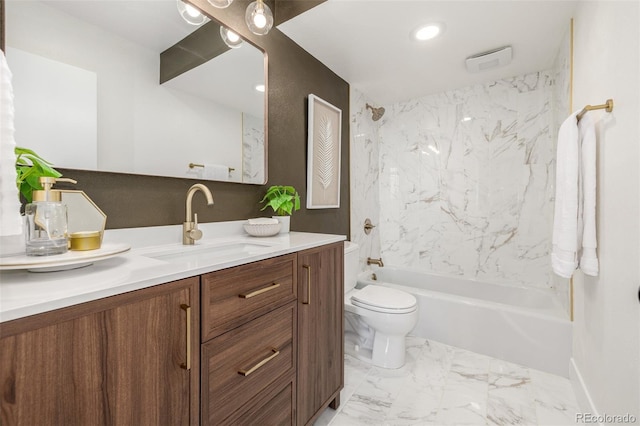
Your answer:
[375,70,558,289]
[242,112,265,184]
[350,89,382,271]
[315,337,580,425]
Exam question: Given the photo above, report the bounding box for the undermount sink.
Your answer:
[143,240,279,264]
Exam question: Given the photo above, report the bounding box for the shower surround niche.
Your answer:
[372,71,558,289]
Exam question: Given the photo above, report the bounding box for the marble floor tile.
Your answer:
[316,337,580,426]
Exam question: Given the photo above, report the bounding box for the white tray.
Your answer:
[0,243,131,272]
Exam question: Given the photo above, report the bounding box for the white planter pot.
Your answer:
[272,215,290,234]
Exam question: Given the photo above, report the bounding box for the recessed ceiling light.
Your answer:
[412,24,442,41]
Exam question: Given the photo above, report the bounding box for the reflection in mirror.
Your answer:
[5,0,266,184]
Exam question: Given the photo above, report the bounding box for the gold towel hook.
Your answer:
[577,99,614,122]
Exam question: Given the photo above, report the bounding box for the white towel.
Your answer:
[552,111,600,278]
[0,51,24,237]
[578,114,598,276]
[201,164,229,181]
[552,111,580,278]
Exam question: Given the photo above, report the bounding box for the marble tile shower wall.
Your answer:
[242,113,265,184]
[377,71,557,289]
[350,89,382,271]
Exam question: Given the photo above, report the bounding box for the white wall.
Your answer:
[9,47,97,170]
[571,0,640,417]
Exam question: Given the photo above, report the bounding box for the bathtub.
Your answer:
[357,267,572,377]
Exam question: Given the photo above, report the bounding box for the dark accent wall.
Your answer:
[4,0,350,236]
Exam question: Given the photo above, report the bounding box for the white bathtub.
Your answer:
[357,267,572,377]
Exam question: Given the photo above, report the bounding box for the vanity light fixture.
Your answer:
[245,0,274,35]
[254,83,266,93]
[177,0,208,25]
[178,0,273,36]
[220,26,243,48]
[412,23,443,41]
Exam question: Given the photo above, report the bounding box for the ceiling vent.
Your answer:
[465,46,512,73]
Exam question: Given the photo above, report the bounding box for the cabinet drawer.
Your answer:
[201,302,296,425]
[223,375,295,426]
[202,254,296,341]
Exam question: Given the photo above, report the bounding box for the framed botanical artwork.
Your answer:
[306,94,342,209]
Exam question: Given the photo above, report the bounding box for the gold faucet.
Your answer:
[367,257,384,267]
[183,183,214,245]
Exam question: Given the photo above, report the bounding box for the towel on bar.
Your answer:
[0,51,24,237]
[201,164,229,181]
[578,113,598,276]
[552,110,600,278]
[552,111,580,278]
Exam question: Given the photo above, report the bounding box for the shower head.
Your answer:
[366,103,385,121]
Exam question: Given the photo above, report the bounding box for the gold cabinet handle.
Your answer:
[180,304,191,370]
[238,347,280,376]
[302,264,311,305]
[238,282,280,299]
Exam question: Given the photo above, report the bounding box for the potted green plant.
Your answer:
[15,146,62,203]
[259,185,300,233]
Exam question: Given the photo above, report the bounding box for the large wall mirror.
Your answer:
[5,0,267,184]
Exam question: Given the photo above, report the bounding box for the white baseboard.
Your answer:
[570,358,600,423]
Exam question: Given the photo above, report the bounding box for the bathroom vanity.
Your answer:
[0,222,345,425]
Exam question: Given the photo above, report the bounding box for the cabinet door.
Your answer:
[297,242,344,426]
[0,277,200,426]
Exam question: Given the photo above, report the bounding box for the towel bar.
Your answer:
[188,163,235,173]
[576,99,614,122]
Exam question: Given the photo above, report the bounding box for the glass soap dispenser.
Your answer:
[25,176,77,256]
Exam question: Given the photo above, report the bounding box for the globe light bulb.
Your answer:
[176,0,208,26]
[245,0,273,35]
[207,0,233,8]
[220,26,243,49]
[186,4,200,18]
[253,12,267,29]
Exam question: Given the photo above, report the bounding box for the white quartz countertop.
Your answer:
[0,221,346,323]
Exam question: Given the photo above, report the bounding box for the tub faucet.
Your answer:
[367,257,384,267]
[183,183,214,245]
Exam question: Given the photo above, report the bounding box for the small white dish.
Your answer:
[244,222,281,237]
[247,217,279,225]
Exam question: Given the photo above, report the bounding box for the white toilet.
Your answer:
[343,242,418,369]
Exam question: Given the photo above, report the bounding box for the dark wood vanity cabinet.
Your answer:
[0,277,200,426]
[297,242,345,426]
[0,242,344,425]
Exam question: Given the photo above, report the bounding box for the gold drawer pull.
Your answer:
[238,348,280,376]
[302,264,311,305]
[238,282,280,298]
[180,304,191,370]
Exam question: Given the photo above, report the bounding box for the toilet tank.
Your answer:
[344,241,359,292]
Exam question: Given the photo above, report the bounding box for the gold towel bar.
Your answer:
[577,99,614,122]
[188,163,235,173]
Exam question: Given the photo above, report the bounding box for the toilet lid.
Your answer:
[351,286,417,314]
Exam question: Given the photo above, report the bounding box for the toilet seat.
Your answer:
[351,286,417,314]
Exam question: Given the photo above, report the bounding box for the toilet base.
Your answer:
[344,330,407,369]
